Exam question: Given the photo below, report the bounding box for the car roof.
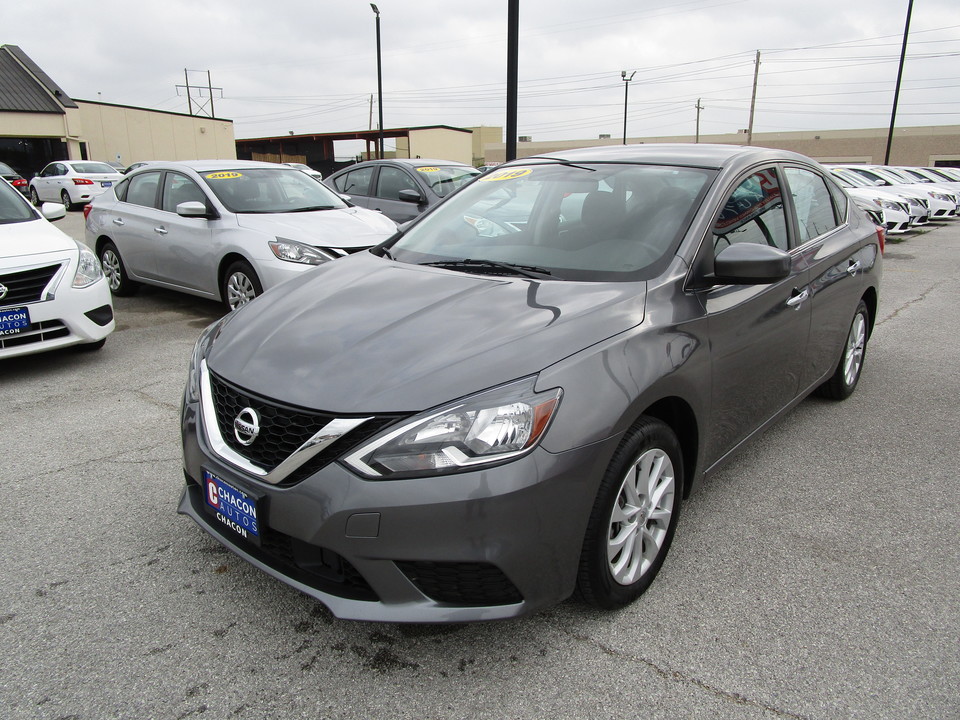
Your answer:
[520,143,817,171]
[130,159,301,172]
[343,158,475,170]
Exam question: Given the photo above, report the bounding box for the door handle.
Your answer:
[154,226,168,235]
[846,260,862,276]
[112,218,124,226]
[786,288,809,309]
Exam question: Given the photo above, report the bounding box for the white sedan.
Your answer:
[0,179,115,359]
[29,161,124,210]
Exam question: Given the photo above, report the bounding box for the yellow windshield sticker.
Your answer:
[205,171,243,180]
[416,167,440,173]
[480,168,532,182]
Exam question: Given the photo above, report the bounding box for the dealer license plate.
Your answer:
[0,306,30,336]
[203,470,260,545]
[101,181,112,187]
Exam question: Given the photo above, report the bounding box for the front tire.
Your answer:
[816,299,869,400]
[99,241,138,296]
[577,416,683,608]
[221,260,262,312]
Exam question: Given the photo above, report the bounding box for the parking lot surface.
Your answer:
[2,211,958,719]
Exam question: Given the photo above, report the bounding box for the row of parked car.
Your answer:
[828,163,960,233]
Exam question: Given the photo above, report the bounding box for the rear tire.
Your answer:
[816,299,869,400]
[577,416,683,608]
[221,260,262,312]
[99,241,138,297]
[61,190,74,211]
[30,187,41,206]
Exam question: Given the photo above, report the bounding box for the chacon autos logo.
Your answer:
[0,283,7,301]
[233,407,260,446]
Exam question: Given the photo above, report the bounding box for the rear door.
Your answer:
[111,171,163,280]
[331,166,375,211]
[782,165,874,389]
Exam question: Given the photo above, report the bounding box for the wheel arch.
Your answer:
[861,285,878,339]
[638,396,699,497]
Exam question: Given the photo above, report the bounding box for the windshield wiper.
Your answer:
[422,259,554,279]
[289,205,338,212]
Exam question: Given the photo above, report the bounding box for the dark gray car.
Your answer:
[179,144,882,622]
[324,158,480,223]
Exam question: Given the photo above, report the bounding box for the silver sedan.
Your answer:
[85,160,398,312]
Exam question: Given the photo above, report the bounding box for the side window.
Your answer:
[161,172,206,213]
[339,167,374,196]
[713,168,789,252]
[825,177,849,223]
[124,171,161,208]
[375,167,419,200]
[114,178,129,202]
[784,167,840,243]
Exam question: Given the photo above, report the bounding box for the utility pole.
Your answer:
[371,4,384,159]
[506,0,519,162]
[176,70,223,118]
[885,0,914,164]
[695,98,704,143]
[622,71,636,145]
[746,50,760,145]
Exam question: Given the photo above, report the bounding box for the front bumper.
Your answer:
[179,394,619,622]
[0,275,114,359]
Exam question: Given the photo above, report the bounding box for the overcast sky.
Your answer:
[5,0,959,154]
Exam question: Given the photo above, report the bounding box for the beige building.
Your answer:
[483,125,960,167]
[0,44,235,178]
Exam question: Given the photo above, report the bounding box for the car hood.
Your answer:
[207,252,647,413]
[235,207,396,249]
[0,218,75,261]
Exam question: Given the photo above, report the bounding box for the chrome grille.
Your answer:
[0,263,62,305]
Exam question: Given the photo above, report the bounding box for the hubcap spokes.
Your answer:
[607,448,675,586]
[843,313,866,386]
[102,252,120,291]
[227,274,255,309]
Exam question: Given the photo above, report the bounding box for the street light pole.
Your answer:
[371,4,384,159]
[621,71,636,145]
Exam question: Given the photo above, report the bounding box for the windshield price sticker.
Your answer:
[481,168,532,182]
[416,167,440,173]
[203,470,260,543]
[0,307,30,336]
[205,172,243,180]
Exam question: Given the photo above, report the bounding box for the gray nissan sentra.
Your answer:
[178,144,882,622]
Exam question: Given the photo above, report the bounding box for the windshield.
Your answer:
[417,165,482,197]
[200,168,348,213]
[0,178,38,224]
[388,162,715,281]
[70,162,118,174]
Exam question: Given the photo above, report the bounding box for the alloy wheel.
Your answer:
[843,311,867,387]
[226,272,257,310]
[607,447,676,585]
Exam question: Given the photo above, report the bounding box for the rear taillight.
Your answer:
[12,178,26,187]
[83,204,93,220]
[875,224,886,255]
[72,178,95,185]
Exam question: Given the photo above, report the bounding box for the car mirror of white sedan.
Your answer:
[40,202,67,222]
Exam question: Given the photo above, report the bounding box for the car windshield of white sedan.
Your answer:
[389,162,714,281]
[70,162,117,174]
[201,168,348,214]
[0,180,35,224]
[416,165,482,197]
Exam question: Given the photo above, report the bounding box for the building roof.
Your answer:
[0,45,78,113]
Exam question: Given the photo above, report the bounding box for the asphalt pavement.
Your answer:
[1,210,957,719]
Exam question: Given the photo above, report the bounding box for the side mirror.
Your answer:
[177,201,213,218]
[40,202,67,222]
[398,188,424,204]
[712,243,791,285]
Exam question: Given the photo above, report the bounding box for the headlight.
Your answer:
[930,192,952,202]
[185,317,228,404]
[876,200,900,212]
[269,238,336,265]
[343,377,562,479]
[72,242,103,288]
